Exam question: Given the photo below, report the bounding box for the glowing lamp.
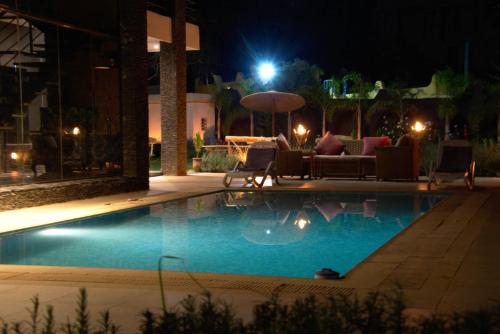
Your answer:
[411,121,425,133]
[257,62,276,83]
[296,124,307,135]
[10,152,18,160]
[72,127,80,135]
[293,123,310,149]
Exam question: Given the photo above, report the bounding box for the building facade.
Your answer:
[0,0,149,210]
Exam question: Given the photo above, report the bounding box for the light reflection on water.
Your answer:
[0,191,446,278]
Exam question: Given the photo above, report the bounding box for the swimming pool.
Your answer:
[0,191,445,278]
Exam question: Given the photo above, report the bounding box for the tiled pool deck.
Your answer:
[0,174,499,331]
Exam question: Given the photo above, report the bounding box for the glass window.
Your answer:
[0,7,121,186]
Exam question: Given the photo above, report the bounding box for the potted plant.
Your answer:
[192,132,204,172]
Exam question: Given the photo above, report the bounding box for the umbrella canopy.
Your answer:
[240,91,306,138]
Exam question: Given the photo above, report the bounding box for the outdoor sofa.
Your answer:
[312,133,388,179]
[275,132,422,182]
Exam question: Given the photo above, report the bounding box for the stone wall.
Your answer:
[119,0,150,186]
[0,177,145,212]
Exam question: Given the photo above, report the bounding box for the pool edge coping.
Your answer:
[0,186,462,294]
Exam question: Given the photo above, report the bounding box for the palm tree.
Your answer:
[342,72,373,139]
[208,75,232,141]
[435,68,467,140]
[301,84,336,136]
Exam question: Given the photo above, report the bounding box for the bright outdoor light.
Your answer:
[10,152,18,160]
[293,123,310,149]
[411,121,425,133]
[296,124,307,136]
[257,62,276,83]
[72,126,80,135]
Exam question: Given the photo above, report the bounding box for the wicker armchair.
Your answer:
[276,150,311,179]
[375,140,420,181]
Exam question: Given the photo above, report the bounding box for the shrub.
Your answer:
[474,139,500,176]
[201,150,239,172]
[0,289,119,334]
[193,133,204,158]
[4,287,500,333]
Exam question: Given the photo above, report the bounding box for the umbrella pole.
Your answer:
[250,111,254,136]
[357,105,362,140]
[287,112,291,143]
[322,109,326,136]
[272,111,275,137]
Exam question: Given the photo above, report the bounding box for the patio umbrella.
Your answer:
[240,91,305,139]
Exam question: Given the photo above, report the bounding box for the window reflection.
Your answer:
[0,8,121,186]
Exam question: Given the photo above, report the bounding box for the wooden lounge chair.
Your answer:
[427,140,475,190]
[223,141,279,188]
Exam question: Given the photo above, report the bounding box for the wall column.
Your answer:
[160,42,178,175]
[119,0,149,187]
[160,0,187,176]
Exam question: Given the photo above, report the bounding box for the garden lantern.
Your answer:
[293,123,310,149]
[411,121,425,133]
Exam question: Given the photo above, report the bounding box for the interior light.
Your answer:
[10,152,18,160]
[72,127,80,135]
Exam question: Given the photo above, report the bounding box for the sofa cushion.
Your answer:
[362,136,390,155]
[314,131,345,155]
[276,133,291,151]
[395,134,413,147]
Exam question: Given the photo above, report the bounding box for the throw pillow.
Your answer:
[362,136,390,155]
[395,134,412,147]
[314,131,345,155]
[275,133,291,151]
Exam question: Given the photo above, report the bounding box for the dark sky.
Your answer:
[191,0,500,86]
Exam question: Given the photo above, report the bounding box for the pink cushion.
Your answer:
[276,133,291,151]
[314,132,345,155]
[362,136,390,155]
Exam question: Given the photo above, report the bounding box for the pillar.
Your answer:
[160,0,187,176]
[119,0,149,187]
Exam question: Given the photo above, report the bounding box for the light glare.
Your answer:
[38,228,86,237]
[258,62,276,83]
[411,121,425,133]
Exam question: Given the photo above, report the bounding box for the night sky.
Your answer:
[190,0,500,86]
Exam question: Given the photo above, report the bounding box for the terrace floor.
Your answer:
[0,174,499,332]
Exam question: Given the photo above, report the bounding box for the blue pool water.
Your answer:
[0,191,445,278]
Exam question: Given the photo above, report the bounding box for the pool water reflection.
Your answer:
[0,191,446,278]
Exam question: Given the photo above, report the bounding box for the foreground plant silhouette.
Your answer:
[2,287,500,333]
